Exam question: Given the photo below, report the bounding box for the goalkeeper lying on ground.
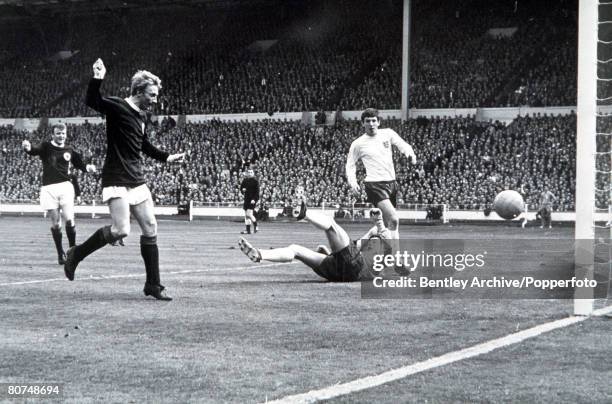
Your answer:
[239,187,391,282]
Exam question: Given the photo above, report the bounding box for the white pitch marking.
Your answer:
[265,304,612,404]
[0,262,293,286]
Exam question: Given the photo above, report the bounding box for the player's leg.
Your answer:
[293,187,350,252]
[61,183,77,247]
[242,211,252,234]
[40,185,65,263]
[307,211,350,253]
[239,237,327,270]
[373,186,403,274]
[246,209,258,233]
[131,194,171,301]
[47,208,65,264]
[376,198,400,269]
[64,196,129,280]
[365,181,399,238]
[376,199,399,238]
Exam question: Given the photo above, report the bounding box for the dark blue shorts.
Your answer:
[364,181,398,207]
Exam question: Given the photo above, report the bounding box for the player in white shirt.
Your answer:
[346,108,416,238]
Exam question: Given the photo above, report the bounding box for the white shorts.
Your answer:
[102,184,152,206]
[40,181,75,211]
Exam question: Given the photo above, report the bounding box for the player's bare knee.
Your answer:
[112,223,130,239]
[142,229,157,238]
[143,219,157,236]
[388,215,399,231]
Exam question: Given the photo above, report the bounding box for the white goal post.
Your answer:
[574,0,599,315]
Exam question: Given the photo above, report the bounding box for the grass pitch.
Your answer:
[0,216,610,403]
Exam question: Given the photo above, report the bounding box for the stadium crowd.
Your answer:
[0,113,580,212]
[0,0,578,118]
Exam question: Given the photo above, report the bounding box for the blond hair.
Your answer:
[130,70,162,96]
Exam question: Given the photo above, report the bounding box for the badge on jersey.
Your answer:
[383,140,390,149]
[63,152,71,161]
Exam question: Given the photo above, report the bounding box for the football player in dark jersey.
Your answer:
[22,123,96,264]
[64,59,184,301]
[240,168,259,234]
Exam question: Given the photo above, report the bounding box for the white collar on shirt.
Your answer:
[124,97,142,113]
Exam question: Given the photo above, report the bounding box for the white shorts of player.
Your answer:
[102,184,152,205]
[40,181,75,210]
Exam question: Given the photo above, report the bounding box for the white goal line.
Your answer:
[264,304,612,404]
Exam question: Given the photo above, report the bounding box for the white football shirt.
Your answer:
[346,128,415,187]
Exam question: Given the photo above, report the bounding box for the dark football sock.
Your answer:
[50,227,64,255]
[246,224,251,233]
[74,225,114,262]
[66,224,76,247]
[141,235,160,286]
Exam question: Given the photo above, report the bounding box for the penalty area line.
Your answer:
[265,304,612,404]
[0,262,292,286]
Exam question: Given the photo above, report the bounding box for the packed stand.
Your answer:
[0,113,576,212]
[0,0,579,118]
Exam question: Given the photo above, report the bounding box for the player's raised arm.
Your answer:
[345,142,360,193]
[390,130,416,164]
[85,58,110,113]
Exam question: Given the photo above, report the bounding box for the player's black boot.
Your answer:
[140,234,171,301]
[63,247,78,281]
[239,237,262,262]
[143,283,172,301]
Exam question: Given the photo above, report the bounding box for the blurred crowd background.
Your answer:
[0,0,605,212]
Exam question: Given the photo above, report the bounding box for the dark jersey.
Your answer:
[26,141,87,186]
[86,79,169,188]
[240,177,259,201]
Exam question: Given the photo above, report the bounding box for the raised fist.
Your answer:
[93,58,106,79]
